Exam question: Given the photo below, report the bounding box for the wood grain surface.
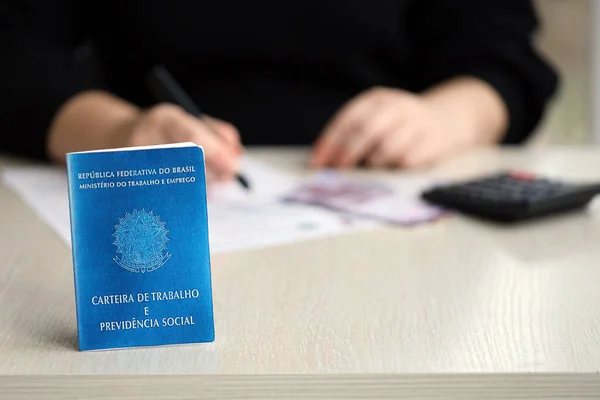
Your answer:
[3,374,600,399]
[2,147,600,398]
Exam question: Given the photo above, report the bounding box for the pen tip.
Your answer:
[237,174,251,191]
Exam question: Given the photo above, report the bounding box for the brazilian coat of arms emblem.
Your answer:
[113,209,171,273]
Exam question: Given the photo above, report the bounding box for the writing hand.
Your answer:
[125,104,242,181]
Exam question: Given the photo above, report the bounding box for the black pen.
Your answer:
[146,65,251,191]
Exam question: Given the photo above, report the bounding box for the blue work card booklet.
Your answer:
[66,142,215,351]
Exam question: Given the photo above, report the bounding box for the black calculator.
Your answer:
[421,170,600,222]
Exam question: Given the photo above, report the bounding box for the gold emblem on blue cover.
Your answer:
[113,209,171,273]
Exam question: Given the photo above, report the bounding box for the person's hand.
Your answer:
[309,87,469,169]
[122,104,242,181]
[48,91,244,181]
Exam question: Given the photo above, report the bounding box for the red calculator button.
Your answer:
[509,170,536,181]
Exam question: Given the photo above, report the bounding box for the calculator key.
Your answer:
[509,170,536,181]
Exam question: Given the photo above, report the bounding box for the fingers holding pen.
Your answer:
[126,104,242,181]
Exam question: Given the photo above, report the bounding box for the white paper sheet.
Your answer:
[1,158,375,254]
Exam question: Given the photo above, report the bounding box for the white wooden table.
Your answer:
[2,146,600,399]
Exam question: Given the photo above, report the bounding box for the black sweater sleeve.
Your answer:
[407,0,560,144]
[0,1,93,160]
